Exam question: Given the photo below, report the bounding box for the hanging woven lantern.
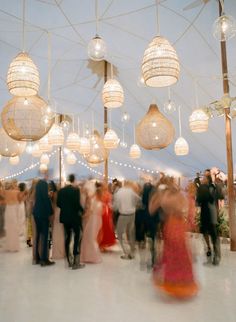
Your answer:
[31,143,42,158]
[102,79,124,108]
[0,127,26,157]
[39,163,48,172]
[189,109,209,133]
[40,153,50,165]
[85,130,108,164]
[66,152,77,165]
[1,95,53,142]
[48,123,64,146]
[142,36,180,87]
[38,135,52,153]
[9,156,20,165]
[174,137,189,156]
[129,144,141,159]
[66,132,80,151]
[7,52,40,96]
[104,129,120,149]
[79,137,91,155]
[136,103,175,150]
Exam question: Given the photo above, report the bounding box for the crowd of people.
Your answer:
[0,167,227,299]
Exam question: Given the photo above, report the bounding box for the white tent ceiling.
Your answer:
[0,0,236,180]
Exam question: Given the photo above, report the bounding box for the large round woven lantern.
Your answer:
[102,79,124,108]
[142,36,180,87]
[104,129,120,149]
[174,137,189,156]
[9,156,20,165]
[136,103,175,150]
[39,135,52,153]
[40,153,50,165]
[129,144,141,159]
[66,152,77,165]
[85,130,108,164]
[0,127,26,157]
[48,124,64,146]
[32,143,42,158]
[189,109,209,133]
[1,95,53,142]
[66,132,80,151]
[79,137,90,155]
[7,52,40,96]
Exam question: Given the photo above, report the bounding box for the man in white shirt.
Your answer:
[114,181,140,259]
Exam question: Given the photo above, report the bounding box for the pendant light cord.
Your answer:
[95,0,98,35]
[155,0,160,36]
[111,63,114,79]
[194,79,199,108]
[77,117,80,135]
[22,0,26,52]
[178,106,182,137]
[122,125,125,141]
[168,86,171,101]
[47,32,51,101]
[133,124,136,144]
[219,0,225,15]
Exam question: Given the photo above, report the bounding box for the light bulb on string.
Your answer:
[26,143,33,154]
[163,87,176,114]
[121,111,130,123]
[213,14,236,41]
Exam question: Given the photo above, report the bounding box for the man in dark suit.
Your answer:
[57,174,85,270]
[33,173,55,267]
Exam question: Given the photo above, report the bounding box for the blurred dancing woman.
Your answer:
[149,182,198,299]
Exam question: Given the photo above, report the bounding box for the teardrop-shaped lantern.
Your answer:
[104,129,120,149]
[0,128,26,157]
[189,109,209,133]
[7,52,40,96]
[66,132,80,151]
[48,124,64,146]
[40,153,50,165]
[129,144,141,159]
[9,155,20,165]
[66,152,77,165]
[79,137,90,155]
[102,79,124,108]
[85,130,108,164]
[174,137,189,156]
[136,103,175,150]
[142,36,180,87]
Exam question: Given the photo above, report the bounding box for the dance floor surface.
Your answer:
[0,237,236,322]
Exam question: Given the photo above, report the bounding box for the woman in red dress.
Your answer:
[149,182,198,299]
[98,184,116,250]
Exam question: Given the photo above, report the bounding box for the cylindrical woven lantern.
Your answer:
[40,153,50,165]
[85,130,108,164]
[7,52,40,96]
[102,79,124,108]
[1,96,53,142]
[66,132,80,151]
[32,143,42,158]
[103,129,120,149]
[136,103,175,150]
[39,163,48,172]
[79,137,90,155]
[174,137,189,156]
[66,152,77,165]
[48,124,64,146]
[9,156,20,165]
[189,109,209,133]
[39,135,52,153]
[129,144,141,159]
[0,127,26,157]
[142,36,180,87]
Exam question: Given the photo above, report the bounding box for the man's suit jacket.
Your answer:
[57,184,83,225]
[33,179,53,219]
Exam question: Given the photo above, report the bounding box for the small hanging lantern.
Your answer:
[66,132,80,151]
[175,107,189,156]
[48,123,64,146]
[85,130,108,164]
[142,36,180,87]
[9,156,20,165]
[88,35,107,61]
[103,129,120,149]
[129,144,141,159]
[102,79,124,108]
[39,163,48,173]
[66,152,77,165]
[40,153,50,165]
[39,135,52,153]
[32,143,42,158]
[189,109,209,133]
[136,103,175,150]
[79,137,90,155]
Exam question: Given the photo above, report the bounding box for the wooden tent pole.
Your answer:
[104,60,108,184]
[219,1,236,250]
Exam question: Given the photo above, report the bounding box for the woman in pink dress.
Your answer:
[149,183,198,299]
[80,183,103,264]
[98,185,116,250]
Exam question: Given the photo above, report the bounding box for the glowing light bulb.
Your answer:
[88,35,107,61]
[24,98,28,106]
[213,14,236,41]
[163,99,176,114]
[121,112,130,123]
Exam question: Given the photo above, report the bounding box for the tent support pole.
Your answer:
[219,1,236,250]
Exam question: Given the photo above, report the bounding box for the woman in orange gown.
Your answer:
[149,183,198,299]
[98,185,116,250]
